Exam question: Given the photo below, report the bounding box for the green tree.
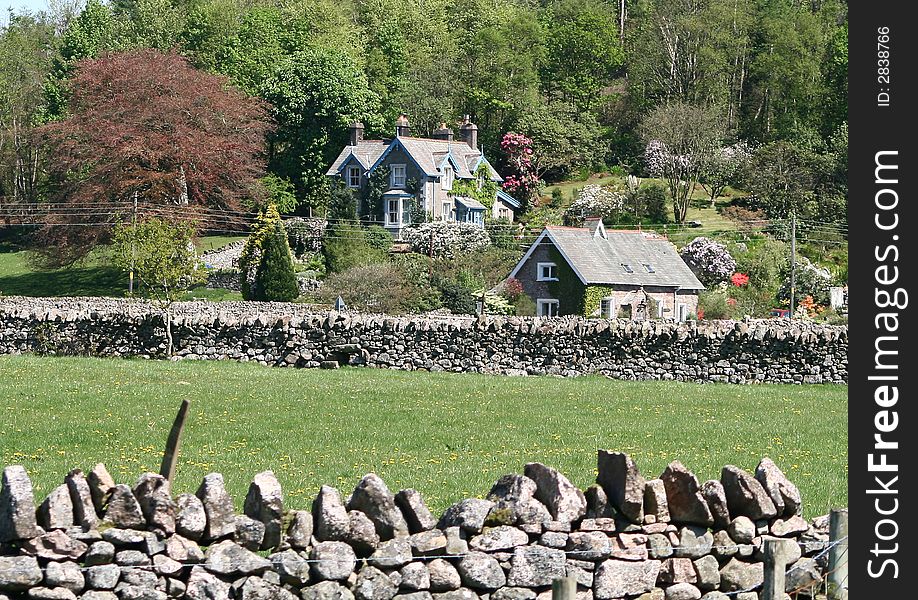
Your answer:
[110,217,205,355]
[239,202,281,300]
[261,48,382,214]
[254,220,299,302]
[541,3,624,111]
[744,141,816,221]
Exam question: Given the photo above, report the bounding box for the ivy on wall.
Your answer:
[449,163,499,212]
[546,246,586,315]
[362,165,391,222]
[583,285,615,317]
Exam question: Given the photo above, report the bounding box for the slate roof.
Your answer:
[326,136,502,181]
[512,226,705,290]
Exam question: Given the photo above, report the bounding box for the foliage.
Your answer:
[327,180,358,222]
[540,6,624,111]
[109,217,204,303]
[362,166,391,222]
[485,218,517,250]
[514,294,536,316]
[432,277,478,315]
[743,141,817,221]
[402,222,491,259]
[260,174,298,214]
[641,102,726,223]
[261,47,382,213]
[778,257,832,307]
[500,277,523,302]
[284,217,326,258]
[473,289,515,315]
[626,182,668,223]
[239,203,281,300]
[253,220,299,302]
[512,101,603,181]
[365,226,393,252]
[322,224,388,274]
[500,132,541,209]
[450,163,498,211]
[583,285,614,318]
[318,263,427,314]
[679,237,736,287]
[564,185,626,225]
[36,49,271,266]
[699,142,752,204]
[698,289,732,320]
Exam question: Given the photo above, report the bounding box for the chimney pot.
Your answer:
[348,122,364,146]
[395,113,410,137]
[459,116,478,151]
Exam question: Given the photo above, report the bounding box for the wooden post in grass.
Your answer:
[827,508,848,599]
[159,399,190,483]
[762,537,795,600]
[551,576,576,600]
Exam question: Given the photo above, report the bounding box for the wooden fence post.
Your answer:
[551,576,576,600]
[828,508,849,600]
[159,399,190,483]
[762,537,795,600]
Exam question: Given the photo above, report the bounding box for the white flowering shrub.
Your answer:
[564,184,627,224]
[644,139,693,177]
[679,237,737,287]
[402,221,491,259]
[285,217,327,257]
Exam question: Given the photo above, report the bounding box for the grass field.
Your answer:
[0,235,244,299]
[0,355,848,518]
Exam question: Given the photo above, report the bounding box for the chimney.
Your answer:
[349,122,364,146]
[432,122,454,141]
[459,115,478,150]
[395,113,410,137]
[584,217,607,239]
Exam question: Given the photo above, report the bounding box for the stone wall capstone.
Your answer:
[0,453,837,600]
[0,297,847,384]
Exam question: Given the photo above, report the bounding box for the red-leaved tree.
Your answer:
[37,48,272,265]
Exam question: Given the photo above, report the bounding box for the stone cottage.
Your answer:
[508,219,704,319]
[325,115,521,236]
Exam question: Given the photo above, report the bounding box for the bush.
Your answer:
[486,218,517,250]
[254,221,299,302]
[402,221,491,259]
[239,203,281,300]
[323,224,388,273]
[778,257,832,306]
[628,183,667,223]
[365,225,393,251]
[514,294,536,316]
[679,237,737,287]
[435,277,479,315]
[285,217,326,257]
[318,263,425,314]
[564,184,626,225]
[698,289,732,320]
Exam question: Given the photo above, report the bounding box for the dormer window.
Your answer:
[442,165,454,191]
[391,164,406,188]
[643,263,655,273]
[347,166,361,188]
[621,263,634,273]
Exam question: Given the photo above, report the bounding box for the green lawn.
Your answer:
[0,356,848,518]
[0,235,244,298]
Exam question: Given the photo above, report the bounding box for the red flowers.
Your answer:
[730,272,750,287]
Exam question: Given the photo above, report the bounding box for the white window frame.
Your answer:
[600,297,615,319]
[537,262,557,282]
[391,164,406,188]
[346,166,361,188]
[498,207,510,220]
[678,303,688,322]
[386,198,401,227]
[537,299,559,317]
[442,201,453,221]
[442,165,454,191]
[657,299,665,318]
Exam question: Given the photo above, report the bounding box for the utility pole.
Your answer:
[129,190,138,295]
[789,212,796,317]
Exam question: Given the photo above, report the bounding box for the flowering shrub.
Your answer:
[699,142,752,202]
[500,132,541,207]
[778,257,832,306]
[501,277,524,302]
[644,139,692,178]
[285,217,327,257]
[730,272,750,287]
[402,221,491,259]
[564,185,626,224]
[679,237,737,287]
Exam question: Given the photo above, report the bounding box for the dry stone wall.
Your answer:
[0,453,835,600]
[0,298,847,384]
